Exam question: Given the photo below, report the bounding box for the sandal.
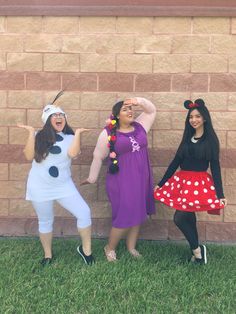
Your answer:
[129,249,142,258]
[104,245,117,262]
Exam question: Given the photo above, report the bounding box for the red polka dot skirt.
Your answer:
[154,170,224,215]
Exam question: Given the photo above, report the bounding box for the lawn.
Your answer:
[0,238,235,314]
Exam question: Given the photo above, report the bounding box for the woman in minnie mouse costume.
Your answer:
[18,92,95,266]
[82,97,156,262]
[154,99,227,264]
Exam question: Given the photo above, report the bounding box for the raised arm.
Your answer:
[67,128,90,159]
[18,124,35,161]
[135,97,156,133]
[85,129,109,184]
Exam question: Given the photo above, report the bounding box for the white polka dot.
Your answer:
[180,190,183,194]
[189,202,194,206]
[171,182,174,186]
[171,187,174,190]
[207,178,210,182]
[183,179,186,183]
[215,200,220,203]
[160,198,165,202]
[182,198,187,202]
[163,191,167,195]
[176,177,180,181]
[187,181,191,185]
[182,205,187,209]
[170,202,173,207]
[208,199,213,203]
[210,186,215,190]
[210,204,216,208]
[174,176,177,180]
[196,206,201,209]
[184,190,189,194]
[156,193,160,196]
[194,181,199,186]
[177,197,181,202]
[194,190,199,195]
[202,180,205,185]
[203,188,208,193]
[165,182,170,186]
[195,200,200,204]
[167,193,170,197]
[177,184,180,188]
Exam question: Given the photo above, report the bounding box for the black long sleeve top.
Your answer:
[158,142,225,199]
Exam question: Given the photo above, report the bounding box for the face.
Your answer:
[117,105,134,125]
[50,113,66,132]
[189,109,204,131]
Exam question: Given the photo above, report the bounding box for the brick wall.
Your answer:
[0,16,236,242]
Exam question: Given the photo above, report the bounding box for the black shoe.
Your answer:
[193,245,207,265]
[41,257,52,267]
[77,245,95,266]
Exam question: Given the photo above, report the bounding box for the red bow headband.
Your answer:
[184,99,205,110]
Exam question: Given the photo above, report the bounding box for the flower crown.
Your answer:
[184,99,205,110]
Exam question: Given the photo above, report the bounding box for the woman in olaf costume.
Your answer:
[18,92,95,266]
[82,97,156,262]
[154,99,227,264]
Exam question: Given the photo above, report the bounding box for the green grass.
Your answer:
[0,238,235,314]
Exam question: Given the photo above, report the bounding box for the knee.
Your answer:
[76,205,91,229]
[38,219,53,233]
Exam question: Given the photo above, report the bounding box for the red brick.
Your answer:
[135,74,171,92]
[210,74,236,92]
[26,72,61,90]
[172,74,208,92]
[0,144,26,163]
[62,73,97,91]
[168,221,206,241]
[99,73,134,92]
[0,199,8,216]
[140,219,168,240]
[206,222,236,242]
[0,218,27,236]
[0,72,24,90]
[0,181,25,198]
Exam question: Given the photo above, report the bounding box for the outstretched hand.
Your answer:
[220,198,227,207]
[75,128,91,135]
[154,185,160,192]
[17,124,35,133]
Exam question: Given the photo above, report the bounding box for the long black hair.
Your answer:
[176,99,220,161]
[34,116,74,163]
[107,101,124,174]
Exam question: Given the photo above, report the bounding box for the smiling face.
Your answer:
[50,113,66,132]
[189,109,204,132]
[117,105,134,125]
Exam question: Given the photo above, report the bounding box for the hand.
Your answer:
[80,179,91,186]
[220,198,227,207]
[75,128,91,135]
[123,98,138,107]
[17,124,35,133]
[154,185,160,192]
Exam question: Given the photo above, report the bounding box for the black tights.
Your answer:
[174,210,199,250]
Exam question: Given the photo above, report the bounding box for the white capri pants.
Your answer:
[32,193,91,233]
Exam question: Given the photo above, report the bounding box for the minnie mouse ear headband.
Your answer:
[41,90,66,124]
[184,98,205,110]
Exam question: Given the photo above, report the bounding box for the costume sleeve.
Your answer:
[135,97,156,133]
[158,154,182,187]
[87,129,109,183]
[210,159,225,199]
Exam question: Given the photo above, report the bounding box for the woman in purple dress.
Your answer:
[82,98,156,261]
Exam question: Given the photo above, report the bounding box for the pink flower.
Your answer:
[109,152,116,158]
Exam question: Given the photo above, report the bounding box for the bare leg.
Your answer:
[39,232,53,258]
[126,225,141,256]
[104,227,128,262]
[78,225,92,256]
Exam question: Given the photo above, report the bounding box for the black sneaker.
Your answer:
[77,245,95,266]
[193,245,207,265]
[41,257,52,267]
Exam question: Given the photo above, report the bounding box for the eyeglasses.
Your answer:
[51,113,65,118]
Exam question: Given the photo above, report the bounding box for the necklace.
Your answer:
[191,136,201,143]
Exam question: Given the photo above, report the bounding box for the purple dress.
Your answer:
[106,121,155,228]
